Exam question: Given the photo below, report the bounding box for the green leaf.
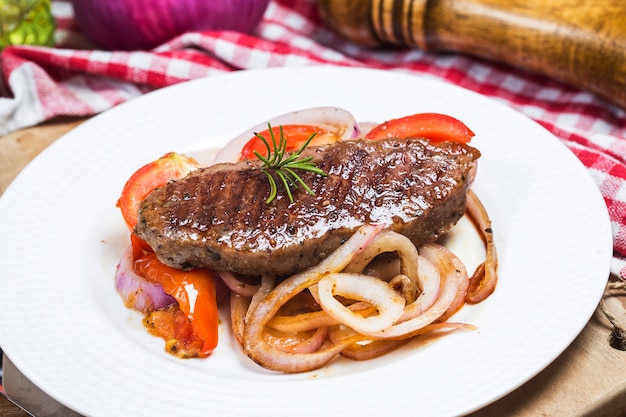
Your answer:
[254,123,328,204]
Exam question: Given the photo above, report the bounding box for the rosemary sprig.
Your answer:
[253,124,327,204]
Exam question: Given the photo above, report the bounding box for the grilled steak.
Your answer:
[136,137,480,276]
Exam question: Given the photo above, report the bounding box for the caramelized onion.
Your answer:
[263,326,329,354]
[420,243,469,322]
[333,322,474,361]
[465,189,498,303]
[318,273,406,333]
[218,271,260,297]
[242,224,384,373]
[267,303,377,333]
[392,254,441,323]
[344,230,421,303]
[335,337,409,361]
[230,293,250,345]
[245,275,275,323]
[360,243,463,339]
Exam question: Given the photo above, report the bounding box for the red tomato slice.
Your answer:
[365,113,475,144]
[240,124,329,160]
[134,252,219,358]
[117,152,199,230]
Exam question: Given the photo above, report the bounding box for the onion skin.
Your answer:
[71,0,270,50]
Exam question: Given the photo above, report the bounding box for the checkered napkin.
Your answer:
[2,0,626,279]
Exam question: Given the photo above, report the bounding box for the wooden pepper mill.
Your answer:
[318,0,626,110]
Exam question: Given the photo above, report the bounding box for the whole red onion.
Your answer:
[71,0,270,50]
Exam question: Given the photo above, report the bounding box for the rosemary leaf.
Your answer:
[283,167,316,196]
[261,170,278,204]
[275,169,294,202]
[253,123,328,204]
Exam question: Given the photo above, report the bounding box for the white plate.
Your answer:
[0,67,613,417]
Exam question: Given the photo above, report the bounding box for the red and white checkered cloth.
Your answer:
[2,0,626,278]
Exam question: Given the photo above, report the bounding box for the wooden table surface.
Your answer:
[0,398,28,417]
[2,118,626,417]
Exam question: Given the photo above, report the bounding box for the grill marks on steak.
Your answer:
[135,138,481,276]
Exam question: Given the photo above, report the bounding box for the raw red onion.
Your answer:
[115,245,176,313]
[71,0,270,50]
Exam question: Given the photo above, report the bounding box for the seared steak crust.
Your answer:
[136,138,480,276]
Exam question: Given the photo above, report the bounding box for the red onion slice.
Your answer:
[333,322,473,361]
[360,243,464,339]
[230,293,251,345]
[318,273,406,333]
[242,224,383,373]
[115,245,176,313]
[267,302,376,333]
[344,230,421,303]
[465,189,498,303]
[245,275,275,323]
[217,270,261,297]
[264,326,329,354]
[422,243,469,322]
[355,121,379,138]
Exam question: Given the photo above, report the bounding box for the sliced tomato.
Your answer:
[117,152,199,230]
[240,124,330,160]
[365,113,475,144]
[134,252,219,358]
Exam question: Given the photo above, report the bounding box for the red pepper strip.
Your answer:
[240,124,329,160]
[365,113,475,144]
[130,233,152,261]
[133,249,219,357]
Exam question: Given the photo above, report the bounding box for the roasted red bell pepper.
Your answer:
[365,113,475,143]
[133,250,219,358]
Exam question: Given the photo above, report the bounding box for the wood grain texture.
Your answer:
[318,0,626,109]
[0,395,30,417]
[318,0,376,46]
[0,117,86,195]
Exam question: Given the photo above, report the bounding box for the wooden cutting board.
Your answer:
[1,118,626,416]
